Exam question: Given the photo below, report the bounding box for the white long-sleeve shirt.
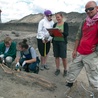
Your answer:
[36,17,54,41]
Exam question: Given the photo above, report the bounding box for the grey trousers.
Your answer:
[66,52,98,89]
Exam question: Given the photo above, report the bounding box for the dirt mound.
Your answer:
[0,30,97,98]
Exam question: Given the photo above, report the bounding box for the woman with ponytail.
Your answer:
[15,39,40,74]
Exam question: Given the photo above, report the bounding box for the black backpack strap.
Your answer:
[28,47,31,54]
[21,47,31,58]
[53,23,57,28]
[20,51,23,58]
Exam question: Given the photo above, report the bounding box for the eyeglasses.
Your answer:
[85,7,95,12]
[46,14,52,17]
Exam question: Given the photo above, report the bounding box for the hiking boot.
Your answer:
[64,81,77,96]
[55,69,60,76]
[63,70,67,77]
[40,65,44,70]
[66,82,73,87]
[64,85,71,97]
[44,65,49,70]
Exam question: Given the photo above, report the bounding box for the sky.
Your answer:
[0,0,98,23]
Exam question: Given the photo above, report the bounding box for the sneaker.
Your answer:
[44,65,49,70]
[55,69,60,76]
[40,65,44,70]
[63,70,67,77]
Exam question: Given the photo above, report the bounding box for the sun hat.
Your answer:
[44,10,52,16]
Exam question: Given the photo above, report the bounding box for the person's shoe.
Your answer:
[64,82,76,97]
[63,70,67,77]
[25,68,30,72]
[64,85,71,97]
[40,65,44,70]
[34,66,39,74]
[55,69,60,76]
[44,65,49,70]
[66,82,73,87]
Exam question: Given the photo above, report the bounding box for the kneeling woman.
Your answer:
[15,39,40,73]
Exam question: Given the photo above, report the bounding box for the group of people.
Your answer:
[0,37,40,74]
[37,10,69,77]
[0,0,98,94]
[37,0,98,93]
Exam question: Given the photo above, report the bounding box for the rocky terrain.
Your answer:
[0,12,97,98]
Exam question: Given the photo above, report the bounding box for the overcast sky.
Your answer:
[0,0,98,23]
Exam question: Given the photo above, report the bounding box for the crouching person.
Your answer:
[15,39,40,74]
[0,36,16,67]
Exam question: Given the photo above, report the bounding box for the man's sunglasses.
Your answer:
[85,7,95,12]
[46,14,52,17]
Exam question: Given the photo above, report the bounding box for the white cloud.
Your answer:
[0,0,98,23]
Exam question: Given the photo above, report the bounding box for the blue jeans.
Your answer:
[19,57,40,73]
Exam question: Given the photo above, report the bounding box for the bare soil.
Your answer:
[0,30,93,98]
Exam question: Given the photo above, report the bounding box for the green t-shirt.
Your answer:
[54,25,65,41]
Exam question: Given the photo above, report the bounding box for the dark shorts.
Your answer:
[53,41,67,58]
[37,39,51,56]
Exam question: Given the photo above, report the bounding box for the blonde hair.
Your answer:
[4,37,12,44]
[55,12,63,17]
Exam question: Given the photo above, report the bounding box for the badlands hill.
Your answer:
[8,12,86,23]
[0,12,97,98]
[0,11,86,41]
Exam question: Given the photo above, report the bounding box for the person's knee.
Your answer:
[5,56,13,64]
[29,63,39,73]
[29,63,36,71]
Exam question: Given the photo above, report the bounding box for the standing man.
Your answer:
[65,0,98,93]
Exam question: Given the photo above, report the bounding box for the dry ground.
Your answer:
[0,30,94,98]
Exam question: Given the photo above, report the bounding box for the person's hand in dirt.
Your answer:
[15,62,21,71]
